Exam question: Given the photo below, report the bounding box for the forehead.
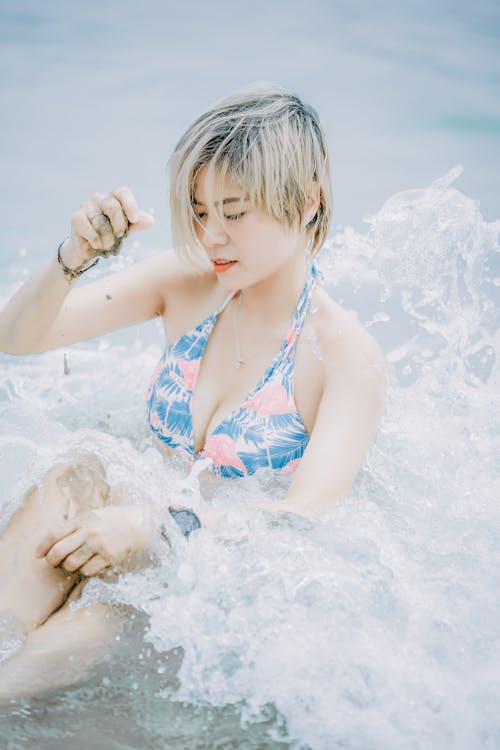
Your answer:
[191,164,246,206]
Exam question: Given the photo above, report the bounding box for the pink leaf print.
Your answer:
[202,434,247,474]
[178,359,200,391]
[244,381,293,417]
[279,458,300,476]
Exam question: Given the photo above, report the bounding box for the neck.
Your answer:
[237,253,312,327]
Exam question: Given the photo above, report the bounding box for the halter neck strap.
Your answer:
[283,262,322,357]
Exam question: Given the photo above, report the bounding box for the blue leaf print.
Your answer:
[172,320,213,361]
[266,414,309,470]
[163,400,193,440]
[155,365,188,400]
[238,446,272,476]
[213,408,265,445]
[216,464,247,479]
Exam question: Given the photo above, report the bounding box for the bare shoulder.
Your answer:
[134,250,216,309]
[311,286,388,387]
[135,249,204,294]
[147,250,222,338]
[157,251,215,299]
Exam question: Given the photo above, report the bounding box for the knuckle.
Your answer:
[46,540,61,559]
[90,213,105,228]
[48,549,63,567]
[100,194,115,209]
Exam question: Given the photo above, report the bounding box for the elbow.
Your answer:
[0,338,38,355]
[0,336,21,355]
[0,338,46,356]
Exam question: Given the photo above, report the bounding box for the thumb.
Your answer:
[128,210,155,233]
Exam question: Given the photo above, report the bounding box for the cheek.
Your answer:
[252,220,287,248]
[193,222,208,248]
[262,227,295,259]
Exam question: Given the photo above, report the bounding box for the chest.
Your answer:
[183,301,324,455]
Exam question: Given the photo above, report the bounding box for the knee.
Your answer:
[42,455,111,517]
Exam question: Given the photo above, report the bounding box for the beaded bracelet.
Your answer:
[57,238,99,282]
[167,505,202,539]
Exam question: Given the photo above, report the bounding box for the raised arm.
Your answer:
[0,187,161,354]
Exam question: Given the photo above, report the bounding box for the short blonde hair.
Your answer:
[168,83,333,270]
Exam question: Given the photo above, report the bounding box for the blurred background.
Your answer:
[1,0,499,263]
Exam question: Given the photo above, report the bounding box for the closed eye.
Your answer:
[193,211,245,222]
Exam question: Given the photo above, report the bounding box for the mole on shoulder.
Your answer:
[105,294,112,300]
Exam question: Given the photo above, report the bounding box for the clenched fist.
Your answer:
[60,186,155,272]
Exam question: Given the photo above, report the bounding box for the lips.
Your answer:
[212,259,238,273]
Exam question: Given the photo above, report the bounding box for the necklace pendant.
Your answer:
[236,358,246,369]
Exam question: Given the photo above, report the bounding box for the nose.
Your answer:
[199,213,228,249]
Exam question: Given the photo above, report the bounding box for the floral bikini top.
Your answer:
[146,263,321,479]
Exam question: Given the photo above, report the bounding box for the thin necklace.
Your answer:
[232,291,276,369]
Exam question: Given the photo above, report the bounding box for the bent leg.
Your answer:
[0,586,124,703]
[0,457,112,634]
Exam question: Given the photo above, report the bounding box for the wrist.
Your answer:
[57,237,99,282]
[58,237,83,269]
[167,505,202,539]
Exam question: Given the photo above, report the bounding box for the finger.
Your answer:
[71,210,102,251]
[112,186,140,224]
[43,529,88,568]
[99,194,128,238]
[60,542,94,573]
[35,519,80,559]
[89,212,116,252]
[79,554,109,577]
[126,210,155,233]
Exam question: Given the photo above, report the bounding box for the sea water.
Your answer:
[0,167,498,749]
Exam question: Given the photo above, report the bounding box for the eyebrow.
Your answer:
[190,196,249,207]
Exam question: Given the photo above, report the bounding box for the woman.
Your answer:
[0,85,386,695]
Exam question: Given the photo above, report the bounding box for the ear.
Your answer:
[304,180,321,222]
